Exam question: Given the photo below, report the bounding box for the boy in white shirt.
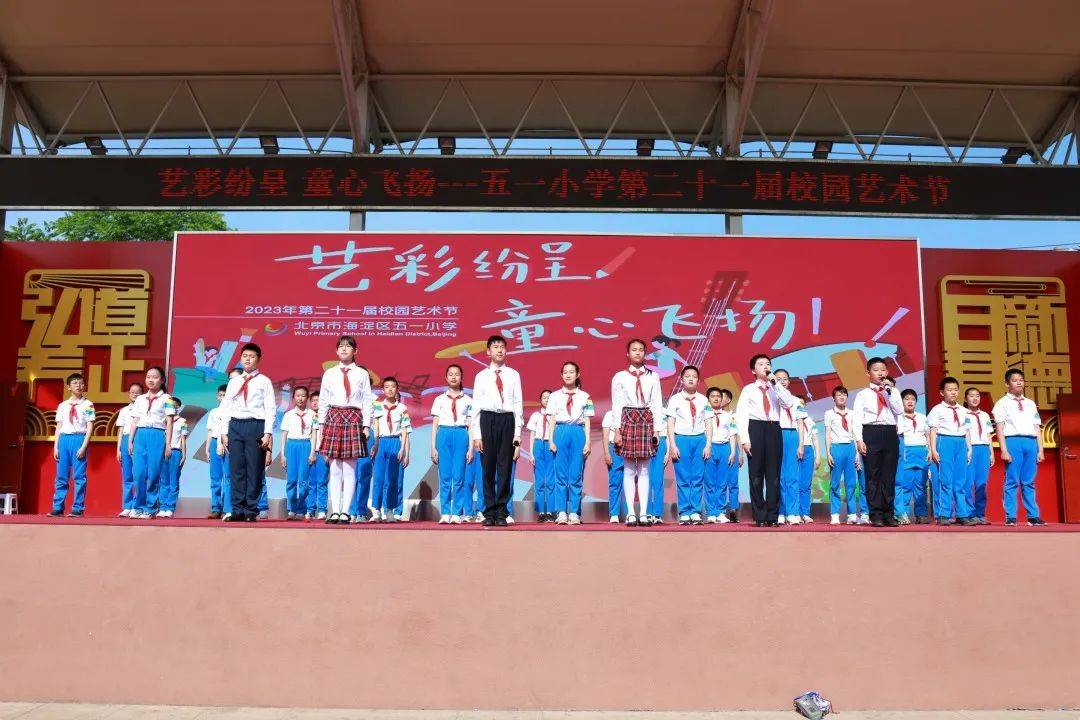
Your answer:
[851,357,904,527]
[993,369,1045,526]
[372,377,412,522]
[49,373,95,518]
[894,389,931,525]
[159,396,188,518]
[204,384,228,519]
[927,376,975,526]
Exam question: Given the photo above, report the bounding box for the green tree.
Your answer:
[4,217,54,241]
[4,210,228,241]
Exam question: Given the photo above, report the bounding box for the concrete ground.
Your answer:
[1,706,1078,720]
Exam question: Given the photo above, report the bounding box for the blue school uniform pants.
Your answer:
[933,434,971,520]
[348,455,374,517]
[968,443,991,518]
[647,435,668,517]
[284,438,312,515]
[208,437,229,513]
[306,453,328,514]
[531,437,555,514]
[132,427,167,515]
[798,445,815,517]
[373,436,404,512]
[552,423,586,515]
[704,442,737,517]
[159,448,183,512]
[437,426,470,516]
[53,433,88,514]
[895,441,930,518]
[1003,436,1040,520]
[607,442,625,518]
[674,433,706,517]
[780,428,800,517]
[829,442,862,516]
[120,433,136,511]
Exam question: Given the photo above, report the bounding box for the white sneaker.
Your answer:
[626,514,638,526]
[706,515,718,524]
[135,511,153,519]
[858,514,871,525]
[678,514,691,525]
[609,515,620,524]
[257,511,269,520]
[787,515,801,525]
[898,515,911,525]
[505,516,515,525]
[846,515,858,525]
[776,516,786,525]
[393,514,403,522]
[222,512,232,521]
[802,515,814,524]
[653,516,664,524]
[118,509,131,518]
[450,514,462,524]
[830,513,841,525]
[286,511,296,521]
[316,511,327,520]
[438,515,450,524]
[475,512,485,523]
[304,512,313,520]
[158,510,173,518]
[555,512,568,525]
[690,513,703,524]
[718,514,730,524]
[568,513,581,525]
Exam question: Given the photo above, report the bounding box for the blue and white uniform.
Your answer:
[161,408,188,513]
[525,407,554,516]
[126,391,176,516]
[545,387,594,516]
[667,391,709,519]
[281,406,315,516]
[992,393,1042,521]
[53,396,95,515]
[704,407,739,518]
[432,391,473,517]
[895,411,930,519]
[372,399,411,515]
[927,401,972,520]
[116,403,136,512]
[965,407,994,519]
[823,407,862,518]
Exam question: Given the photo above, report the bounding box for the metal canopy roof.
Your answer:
[0,0,1078,161]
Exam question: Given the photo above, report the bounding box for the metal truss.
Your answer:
[1,72,1077,166]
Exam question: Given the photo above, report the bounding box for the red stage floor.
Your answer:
[1,514,1074,532]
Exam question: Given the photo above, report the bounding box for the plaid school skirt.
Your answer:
[619,407,657,460]
[319,406,369,460]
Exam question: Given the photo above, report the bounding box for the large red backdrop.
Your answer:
[167,232,924,511]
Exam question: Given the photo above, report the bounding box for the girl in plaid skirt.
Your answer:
[316,336,374,524]
[610,339,665,526]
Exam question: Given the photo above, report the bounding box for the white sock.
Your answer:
[622,459,650,517]
[341,458,357,516]
[328,459,344,515]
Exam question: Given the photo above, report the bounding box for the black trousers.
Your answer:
[479,410,515,520]
[747,419,782,524]
[863,424,899,523]
[228,417,267,517]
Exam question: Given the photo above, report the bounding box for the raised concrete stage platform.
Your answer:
[2,519,1079,712]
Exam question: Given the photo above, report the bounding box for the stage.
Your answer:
[2,518,1079,711]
